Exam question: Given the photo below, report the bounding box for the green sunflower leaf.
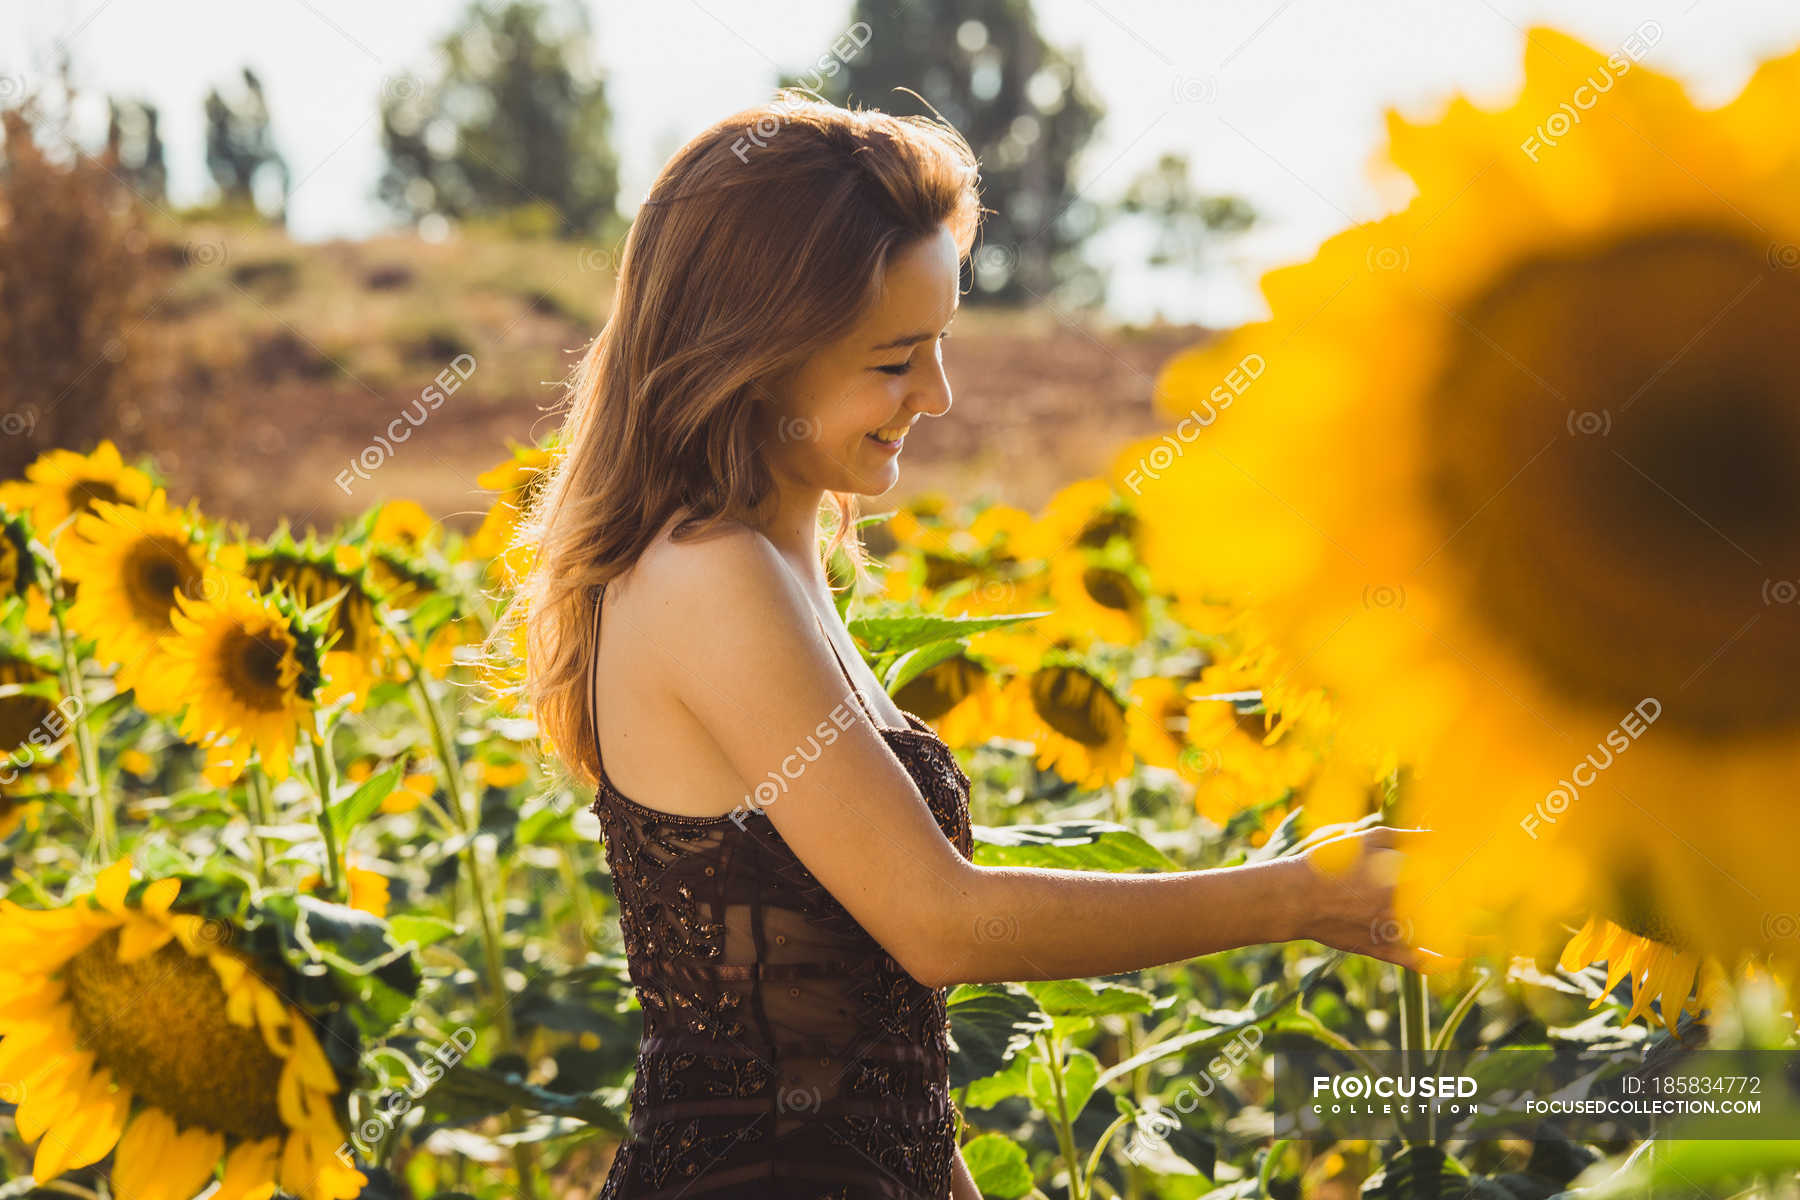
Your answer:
[329,761,405,838]
[962,1132,1033,1198]
[848,610,1053,657]
[973,821,1178,872]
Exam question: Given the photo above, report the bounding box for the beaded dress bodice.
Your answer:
[587,592,974,1199]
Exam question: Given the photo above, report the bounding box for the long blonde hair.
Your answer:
[493,93,983,787]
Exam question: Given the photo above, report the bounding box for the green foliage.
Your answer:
[796,0,1107,304]
[378,0,621,237]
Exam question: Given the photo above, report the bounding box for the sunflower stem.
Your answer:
[408,666,538,1197]
[307,723,345,902]
[1396,965,1433,1146]
[244,763,274,885]
[49,584,112,862]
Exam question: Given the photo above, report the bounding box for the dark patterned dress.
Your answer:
[587,593,974,1199]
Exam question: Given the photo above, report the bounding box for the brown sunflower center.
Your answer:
[63,928,287,1141]
[220,626,296,711]
[1030,666,1125,746]
[1082,567,1140,615]
[66,480,123,517]
[1426,226,1800,738]
[125,537,204,632]
[923,552,982,592]
[894,655,984,720]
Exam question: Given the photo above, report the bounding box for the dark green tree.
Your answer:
[794,0,1106,305]
[203,67,290,222]
[106,97,167,203]
[377,0,620,237]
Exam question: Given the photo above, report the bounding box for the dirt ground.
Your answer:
[145,321,1206,538]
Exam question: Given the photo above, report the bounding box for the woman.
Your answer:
[508,95,1436,1200]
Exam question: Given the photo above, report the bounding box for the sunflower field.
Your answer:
[2,25,1798,1200]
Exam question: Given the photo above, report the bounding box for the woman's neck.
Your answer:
[749,484,830,587]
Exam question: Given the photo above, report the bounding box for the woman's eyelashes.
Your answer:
[874,331,952,376]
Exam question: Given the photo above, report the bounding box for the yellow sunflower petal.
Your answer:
[30,1067,130,1181]
[218,1135,283,1200]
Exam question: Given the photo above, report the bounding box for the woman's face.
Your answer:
[762,222,960,497]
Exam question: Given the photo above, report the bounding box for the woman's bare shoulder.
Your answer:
[612,516,806,646]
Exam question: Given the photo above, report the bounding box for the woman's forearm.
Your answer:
[929,855,1315,986]
[949,1140,981,1199]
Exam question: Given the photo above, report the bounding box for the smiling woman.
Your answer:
[494,92,1430,1200]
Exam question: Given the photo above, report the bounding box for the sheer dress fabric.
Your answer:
[588,591,976,1199]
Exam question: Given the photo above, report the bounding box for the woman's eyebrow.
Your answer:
[868,307,959,351]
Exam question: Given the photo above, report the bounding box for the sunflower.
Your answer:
[1126,676,1190,771]
[0,655,77,797]
[468,439,557,583]
[1002,655,1133,789]
[878,503,1028,612]
[242,535,391,708]
[0,441,155,546]
[1183,680,1325,830]
[301,854,391,917]
[0,859,366,1199]
[58,491,222,715]
[1120,29,1800,967]
[1012,479,1138,561]
[1557,914,1728,1034]
[0,510,44,607]
[158,568,326,783]
[368,498,439,552]
[891,651,1011,749]
[1043,549,1147,648]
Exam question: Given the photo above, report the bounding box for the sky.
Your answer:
[6,0,1800,324]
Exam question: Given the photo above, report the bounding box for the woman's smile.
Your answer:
[867,420,912,451]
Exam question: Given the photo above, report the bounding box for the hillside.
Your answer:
[123,220,1209,534]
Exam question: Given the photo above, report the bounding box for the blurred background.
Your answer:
[3,0,1796,534]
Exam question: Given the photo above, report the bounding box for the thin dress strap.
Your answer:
[590,582,898,771]
[588,585,604,771]
[809,605,895,732]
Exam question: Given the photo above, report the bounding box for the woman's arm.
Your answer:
[636,528,1441,989]
[950,1139,982,1200]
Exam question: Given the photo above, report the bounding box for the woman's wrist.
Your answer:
[1256,854,1317,945]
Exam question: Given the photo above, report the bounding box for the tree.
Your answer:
[0,103,154,481]
[377,0,620,237]
[796,0,1106,305]
[1116,152,1253,276]
[203,67,291,222]
[107,97,167,203]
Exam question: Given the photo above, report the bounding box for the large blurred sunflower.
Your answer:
[1121,29,1800,966]
[159,568,326,783]
[59,492,224,714]
[0,859,365,1199]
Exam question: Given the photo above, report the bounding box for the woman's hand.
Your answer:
[1291,826,1455,972]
